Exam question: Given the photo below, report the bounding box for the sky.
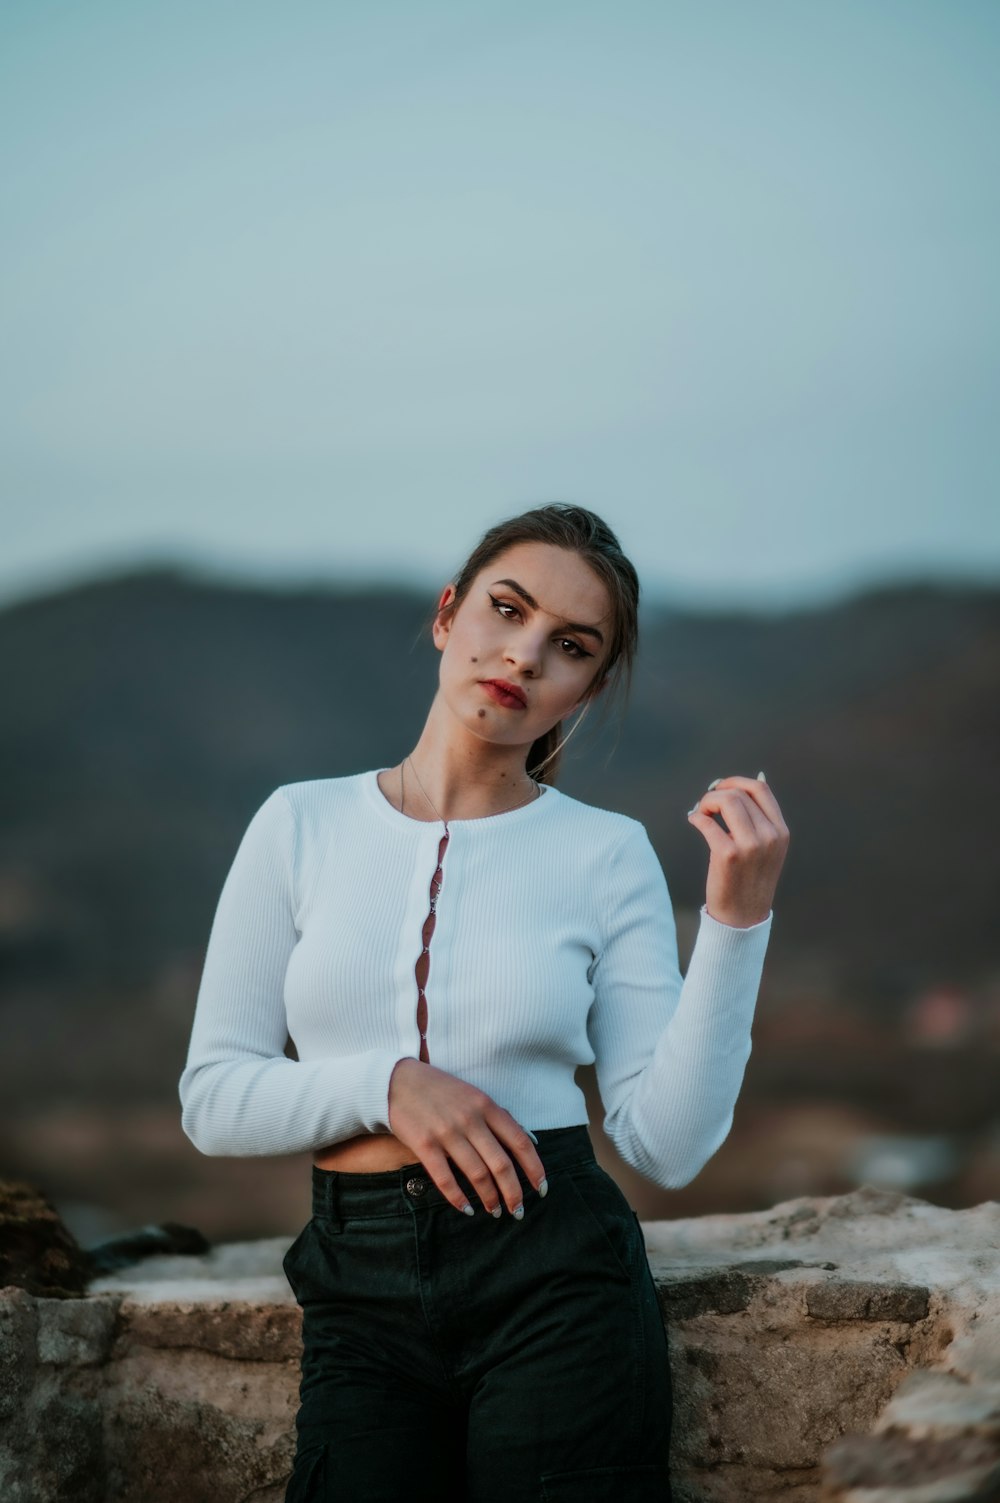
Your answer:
[2,0,998,612]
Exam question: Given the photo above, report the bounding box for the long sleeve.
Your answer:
[178,788,411,1157]
[587,820,772,1190]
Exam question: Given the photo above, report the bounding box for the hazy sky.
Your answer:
[3,1,998,611]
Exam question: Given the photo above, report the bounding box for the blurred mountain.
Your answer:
[0,565,997,1126]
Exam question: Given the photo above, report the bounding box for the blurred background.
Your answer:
[2,1,998,1246]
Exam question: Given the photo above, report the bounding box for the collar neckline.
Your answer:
[363,767,557,830]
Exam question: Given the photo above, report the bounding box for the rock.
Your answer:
[0,1285,107,1503]
[102,1389,295,1503]
[24,1388,105,1503]
[643,1189,1000,1498]
[818,1368,1000,1499]
[0,1287,37,1422]
[0,1178,211,1299]
[119,1297,302,1363]
[0,1179,90,1298]
[874,1370,1000,1441]
[820,1431,1000,1501]
[806,1281,931,1323]
[35,1294,120,1366]
[658,1258,830,1318]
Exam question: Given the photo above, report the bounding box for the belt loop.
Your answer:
[323,1171,343,1234]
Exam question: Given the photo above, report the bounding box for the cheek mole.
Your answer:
[477,709,486,718]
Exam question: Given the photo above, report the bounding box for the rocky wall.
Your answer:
[1,1187,998,1502]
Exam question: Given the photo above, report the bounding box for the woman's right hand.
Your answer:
[387,1057,547,1218]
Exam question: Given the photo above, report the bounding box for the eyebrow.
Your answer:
[490,578,606,646]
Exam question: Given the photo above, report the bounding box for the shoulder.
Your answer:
[265,770,377,847]
[236,774,377,891]
[547,789,671,911]
[234,772,372,851]
[273,771,370,817]
[545,785,653,859]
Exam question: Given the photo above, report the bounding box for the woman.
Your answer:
[179,503,789,1502]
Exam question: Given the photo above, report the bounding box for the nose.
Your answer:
[503,629,542,677]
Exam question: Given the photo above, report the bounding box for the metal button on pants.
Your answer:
[281,1126,673,1502]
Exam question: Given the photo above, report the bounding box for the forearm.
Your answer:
[600,905,772,1190]
[178,1047,412,1157]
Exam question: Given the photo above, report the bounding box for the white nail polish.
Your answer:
[757,770,766,782]
[707,778,722,791]
[491,1205,502,1218]
[526,1129,539,1145]
[513,1204,524,1221]
[538,1178,549,1198]
[687,804,700,817]
[461,1203,474,1216]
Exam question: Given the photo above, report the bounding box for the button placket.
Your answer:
[413,826,450,1063]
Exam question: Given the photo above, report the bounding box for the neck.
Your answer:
[398,700,543,822]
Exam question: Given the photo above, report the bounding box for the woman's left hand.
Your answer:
[687,773,790,928]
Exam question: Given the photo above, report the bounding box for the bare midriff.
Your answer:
[313,1132,417,1172]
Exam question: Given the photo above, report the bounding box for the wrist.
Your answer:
[388,1054,422,1091]
[703,902,772,929]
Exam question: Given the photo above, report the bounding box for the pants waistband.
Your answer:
[310,1124,595,1223]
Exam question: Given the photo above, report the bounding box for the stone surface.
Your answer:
[0,1287,37,1422]
[817,1371,1000,1500]
[819,1431,1000,1501]
[642,1189,999,1499]
[102,1387,296,1503]
[0,1284,108,1503]
[35,1294,120,1366]
[1,1188,997,1501]
[118,1297,302,1363]
[0,1179,91,1298]
[874,1371,1000,1441]
[806,1281,931,1323]
[656,1257,820,1319]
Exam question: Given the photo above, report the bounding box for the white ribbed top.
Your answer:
[178,769,773,1189]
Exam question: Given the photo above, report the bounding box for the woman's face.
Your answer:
[432,541,614,750]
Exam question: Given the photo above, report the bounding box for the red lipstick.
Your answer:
[480,679,527,709]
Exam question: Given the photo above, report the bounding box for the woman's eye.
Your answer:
[488,594,519,620]
[559,638,591,659]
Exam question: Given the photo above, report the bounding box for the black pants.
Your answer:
[282,1125,673,1501]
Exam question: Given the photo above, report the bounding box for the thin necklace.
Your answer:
[402,755,540,826]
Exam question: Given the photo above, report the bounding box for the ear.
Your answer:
[431,584,457,652]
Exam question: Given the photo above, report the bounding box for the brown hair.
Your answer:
[434,503,640,785]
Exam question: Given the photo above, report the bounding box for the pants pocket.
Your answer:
[282,1219,337,1307]
[281,1222,310,1292]
[562,1165,642,1283]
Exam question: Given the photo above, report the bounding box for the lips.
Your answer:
[480,679,527,709]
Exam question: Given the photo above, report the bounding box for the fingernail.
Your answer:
[687,804,700,817]
[537,1178,548,1198]
[526,1129,539,1145]
[757,770,766,782]
[491,1205,502,1218]
[461,1203,475,1216]
[513,1204,524,1221]
[707,777,722,790]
